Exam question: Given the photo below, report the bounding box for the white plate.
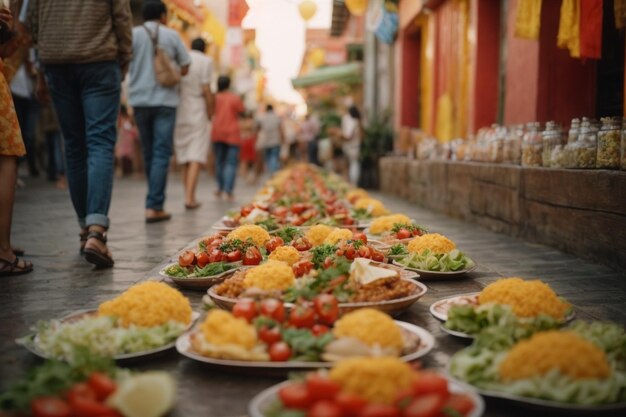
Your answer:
[393,260,477,279]
[159,264,240,290]
[19,310,200,362]
[249,377,485,417]
[439,324,476,340]
[176,321,435,370]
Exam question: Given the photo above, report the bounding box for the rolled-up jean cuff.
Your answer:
[85,213,110,229]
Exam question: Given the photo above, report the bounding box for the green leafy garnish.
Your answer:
[389,244,409,256]
[193,262,234,278]
[309,244,337,268]
[281,328,334,362]
[275,226,304,244]
[164,264,188,277]
[351,208,371,220]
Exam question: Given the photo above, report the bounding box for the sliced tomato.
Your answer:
[259,298,286,322]
[258,325,282,345]
[359,403,400,417]
[442,393,475,416]
[69,396,120,417]
[308,400,343,417]
[396,229,412,239]
[311,324,330,336]
[226,249,242,262]
[335,392,367,417]
[66,383,96,404]
[291,203,307,214]
[289,305,316,328]
[357,246,372,258]
[208,248,225,263]
[313,294,339,325]
[352,232,368,244]
[344,245,356,260]
[370,249,385,262]
[306,374,341,402]
[265,236,285,253]
[292,237,312,251]
[269,341,292,361]
[31,397,72,417]
[240,204,255,217]
[87,372,116,401]
[278,383,312,410]
[411,373,449,398]
[178,250,196,267]
[196,251,210,267]
[243,246,263,265]
[402,393,445,417]
[232,299,258,322]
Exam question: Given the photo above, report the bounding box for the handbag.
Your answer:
[143,24,180,87]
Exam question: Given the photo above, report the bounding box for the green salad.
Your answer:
[164,261,235,278]
[450,321,626,405]
[24,316,187,363]
[397,249,474,272]
[445,303,561,336]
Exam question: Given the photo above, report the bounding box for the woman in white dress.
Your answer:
[341,105,363,185]
[174,38,213,209]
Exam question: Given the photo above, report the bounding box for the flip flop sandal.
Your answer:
[83,231,114,268]
[0,256,33,277]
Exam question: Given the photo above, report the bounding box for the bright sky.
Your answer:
[243,0,332,104]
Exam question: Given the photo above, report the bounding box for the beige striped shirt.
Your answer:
[28,0,132,65]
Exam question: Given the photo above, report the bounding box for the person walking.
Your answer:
[128,0,190,223]
[173,37,213,210]
[211,75,244,201]
[29,0,132,268]
[299,112,320,165]
[0,5,32,277]
[256,104,283,175]
[341,105,363,185]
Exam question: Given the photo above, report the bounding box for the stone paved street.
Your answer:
[1,173,625,417]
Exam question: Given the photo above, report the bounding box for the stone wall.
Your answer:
[379,157,626,270]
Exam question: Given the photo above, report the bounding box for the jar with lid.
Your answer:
[572,119,596,169]
[542,121,560,167]
[621,118,626,170]
[521,122,542,167]
[568,118,580,144]
[597,116,621,169]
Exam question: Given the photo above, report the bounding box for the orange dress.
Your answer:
[0,58,25,157]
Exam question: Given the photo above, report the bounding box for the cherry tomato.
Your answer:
[292,237,312,251]
[196,251,210,268]
[232,299,258,322]
[343,217,355,226]
[344,245,356,260]
[370,249,385,262]
[243,246,263,265]
[402,394,446,417]
[258,326,282,345]
[291,203,307,214]
[443,393,474,416]
[69,396,121,417]
[353,232,368,244]
[292,260,314,277]
[87,373,117,402]
[178,250,196,267]
[306,374,342,402]
[291,217,305,226]
[66,383,97,404]
[357,246,372,258]
[335,392,368,417]
[208,237,224,249]
[308,400,342,417]
[31,397,72,417]
[411,372,449,398]
[273,206,289,218]
[313,294,339,325]
[311,324,330,336]
[201,234,222,247]
[412,228,422,237]
[396,229,412,240]
[265,236,285,253]
[278,383,312,409]
[240,205,255,217]
[259,298,286,322]
[226,249,242,262]
[393,388,415,409]
[269,341,292,361]
[289,305,316,328]
[209,248,225,263]
[359,403,400,417]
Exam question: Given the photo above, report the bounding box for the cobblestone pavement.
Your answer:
[1,173,625,417]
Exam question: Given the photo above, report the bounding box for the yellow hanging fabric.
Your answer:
[616,0,626,29]
[435,94,453,143]
[557,0,580,58]
[515,0,542,40]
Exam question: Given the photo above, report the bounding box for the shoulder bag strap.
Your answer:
[142,23,159,55]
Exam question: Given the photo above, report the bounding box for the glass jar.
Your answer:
[568,118,580,144]
[521,122,542,167]
[489,125,505,163]
[621,119,626,170]
[597,116,621,169]
[573,119,597,169]
[542,121,560,167]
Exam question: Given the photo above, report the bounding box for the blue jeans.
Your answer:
[264,145,280,174]
[45,61,121,229]
[46,131,65,179]
[133,106,176,211]
[213,142,239,194]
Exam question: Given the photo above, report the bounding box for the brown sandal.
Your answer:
[83,231,114,268]
[0,256,33,277]
[79,231,89,254]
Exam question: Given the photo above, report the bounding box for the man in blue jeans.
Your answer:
[30,0,132,268]
[128,1,190,222]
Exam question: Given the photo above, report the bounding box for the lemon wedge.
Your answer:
[107,372,176,417]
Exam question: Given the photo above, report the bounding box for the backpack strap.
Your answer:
[142,23,160,55]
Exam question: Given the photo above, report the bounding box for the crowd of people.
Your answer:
[0,0,364,275]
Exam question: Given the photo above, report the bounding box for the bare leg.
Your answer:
[0,156,32,270]
[185,161,201,207]
[181,163,188,204]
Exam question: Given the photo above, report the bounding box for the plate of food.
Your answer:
[18,282,199,362]
[248,357,484,417]
[364,213,427,242]
[177,301,434,371]
[392,233,475,279]
[449,321,626,412]
[207,257,426,316]
[431,278,575,338]
[160,261,240,290]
